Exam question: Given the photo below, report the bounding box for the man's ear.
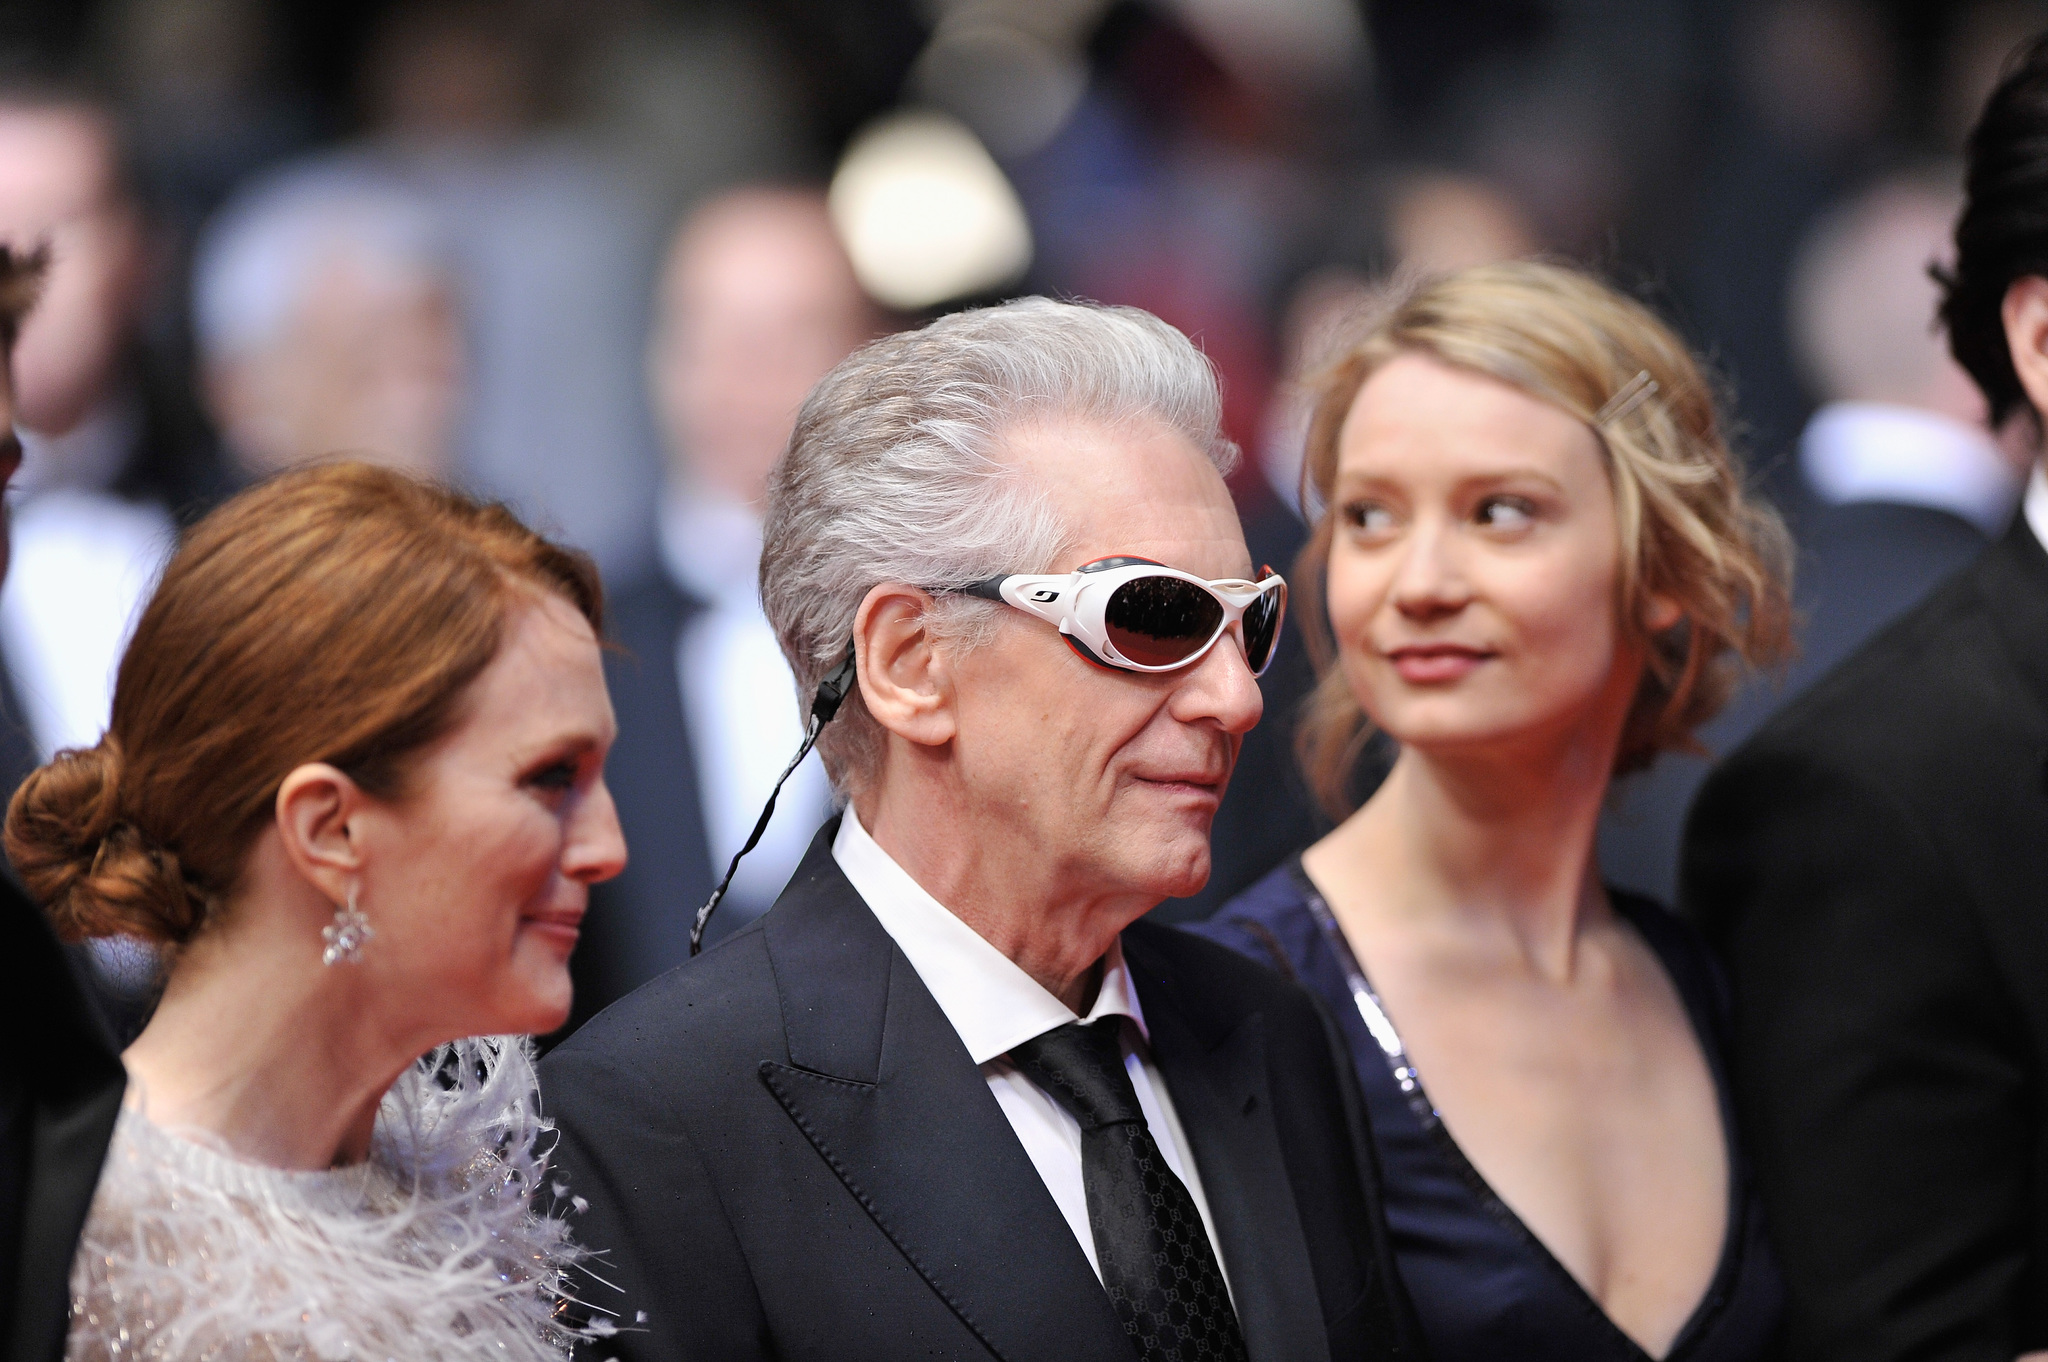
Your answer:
[274,762,368,906]
[2001,276,2048,423]
[853,583,956,749]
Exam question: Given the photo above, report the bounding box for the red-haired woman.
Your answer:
[6,462,628,1360]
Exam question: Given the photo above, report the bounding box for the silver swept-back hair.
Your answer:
[761,296,1239,795]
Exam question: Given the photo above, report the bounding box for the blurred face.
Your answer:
[650,194,872,506]
[1326,353,1646,761]
[353,592,625,1037]
[945,418,1263,901]
[0,339,18,582]
[0,105,143,436]
[212,251,463,479]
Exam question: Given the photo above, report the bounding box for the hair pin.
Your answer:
[1595,370,1659,425]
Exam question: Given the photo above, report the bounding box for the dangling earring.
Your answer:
[321,887,375,966]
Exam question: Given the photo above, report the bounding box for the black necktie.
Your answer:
[1008,1017,1249,1362]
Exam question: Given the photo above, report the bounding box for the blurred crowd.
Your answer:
[0,0,2040,1025]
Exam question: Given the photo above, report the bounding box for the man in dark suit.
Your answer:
[1681,39,2048,1361]
[0,245,126,1362]
[543,298,1414,1361]
[567,187,879,1026]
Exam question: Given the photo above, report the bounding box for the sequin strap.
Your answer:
[1297,873,1442,1130]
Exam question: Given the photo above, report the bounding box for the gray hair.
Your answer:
[193,154,446,365]
[761,296,1238,794]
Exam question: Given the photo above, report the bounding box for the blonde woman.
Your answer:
[1195,262,1792,1361]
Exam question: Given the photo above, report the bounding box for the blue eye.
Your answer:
[1344,501,1397,536]
[1477,496,1536,530]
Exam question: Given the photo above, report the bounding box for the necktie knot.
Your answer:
[1008,1016,1146,1131]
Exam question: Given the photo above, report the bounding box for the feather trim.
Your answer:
[68,1036,592,1361]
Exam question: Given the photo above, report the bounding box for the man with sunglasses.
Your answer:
[542,298,1415,1362]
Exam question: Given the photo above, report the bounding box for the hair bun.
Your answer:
[5,742,203,945]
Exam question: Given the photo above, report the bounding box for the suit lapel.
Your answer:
[1977,517,2048,714]
[759,833,1130,1362]
[3,880,124,1362]
[1124,927,1330,1362]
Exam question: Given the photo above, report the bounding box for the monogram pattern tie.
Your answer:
[1008,1017,1249,1362]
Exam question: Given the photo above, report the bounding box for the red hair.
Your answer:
[5,461,602,945]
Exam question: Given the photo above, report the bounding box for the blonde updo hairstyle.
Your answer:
[4,462,602,948]
[1296,261,1794,816]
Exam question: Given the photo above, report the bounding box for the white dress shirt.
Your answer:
[1799,401,2021,535]
[0,488,174,760]
[660,490,829,914]
[831,810,1232,1288]
[2026,460,2048,555]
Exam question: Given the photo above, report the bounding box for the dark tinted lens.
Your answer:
[1105,575,1224,667]
[1242,587,1283,674]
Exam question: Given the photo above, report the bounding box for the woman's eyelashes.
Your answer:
[1342,499,1399,537]
[1474,494,1540,532]
[524,756,583,797]
[1340,492,1545,540]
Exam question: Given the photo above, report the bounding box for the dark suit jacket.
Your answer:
[1601,498,1990,905]
[1681,517,2048,1361]
[0,876,123,1362]
[542,821,1418,1361]
[566,572,718,1034]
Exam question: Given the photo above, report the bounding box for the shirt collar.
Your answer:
[2026,459,2048,558]
[1799,402,2021,536]
[657,485,765,609]
[831,809,1147,1065]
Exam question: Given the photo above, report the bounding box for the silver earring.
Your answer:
[321,888,374,966]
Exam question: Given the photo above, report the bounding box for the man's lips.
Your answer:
[1383,643,1493,684]
[1134,771,1228,800]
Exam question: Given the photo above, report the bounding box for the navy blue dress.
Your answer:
[1192,859,1785,1362]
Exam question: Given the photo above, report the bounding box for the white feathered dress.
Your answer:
[66,1036,598,1361]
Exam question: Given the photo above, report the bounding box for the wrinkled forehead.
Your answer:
[996,415,1253,578]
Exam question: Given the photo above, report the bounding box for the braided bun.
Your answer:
[5,741,206,944]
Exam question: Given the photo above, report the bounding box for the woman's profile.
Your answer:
[1196,261,1793,1360]
[7,462,628,1360]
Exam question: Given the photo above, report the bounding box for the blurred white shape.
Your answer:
[911,19,1088,157]
[1167,0,1365,91]
[0,488,173,760]
[829,111,1033,311]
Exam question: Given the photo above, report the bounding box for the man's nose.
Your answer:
[1172,630,1264,735]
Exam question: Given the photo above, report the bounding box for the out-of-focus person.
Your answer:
[0,81,222,801]
[570,187,875,1023]
[192,158,463,481]
[5,462,625,1359]
[0,244,126,1362]
[1601,168,2025,903]
[542,299,1419,1361]
[357,0,672,576]
[1683,35,2048,1361]
[1787,169,2025,662]
[1198,262,1794,1361]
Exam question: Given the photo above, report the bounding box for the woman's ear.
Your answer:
[1642,591,1683,635]
[2001,276,2048,421]
[853,583,957,749]
[274,763,367,905]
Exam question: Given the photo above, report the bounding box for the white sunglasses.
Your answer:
[960,555,1288,676]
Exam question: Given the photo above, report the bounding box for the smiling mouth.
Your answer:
[1384,644,1493,683]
